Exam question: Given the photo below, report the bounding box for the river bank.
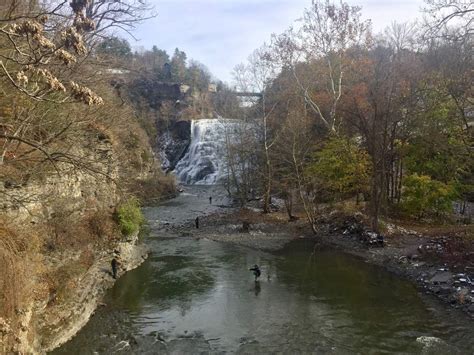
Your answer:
[39,231,149,353]
[3,231,148,354]
[194,205,474,321]
[53,185,474,354]
[143,185,474,320]
[318,216,474,320]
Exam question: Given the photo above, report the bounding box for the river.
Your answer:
[53,186,474,354]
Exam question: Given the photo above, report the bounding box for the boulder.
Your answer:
[429,272,453,284]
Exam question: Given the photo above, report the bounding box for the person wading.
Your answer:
[249,264,261,281]
[209,196,212,204]
[195,216,199,229]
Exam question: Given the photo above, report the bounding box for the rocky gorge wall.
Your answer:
[159,120,191,173]
[0,137,157,353]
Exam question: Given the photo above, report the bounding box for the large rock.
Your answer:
[430,272,453,284]
[159,120,191,172]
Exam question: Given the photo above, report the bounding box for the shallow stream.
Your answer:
[54,187,474,354]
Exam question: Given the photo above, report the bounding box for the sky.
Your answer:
[130,0,425,83]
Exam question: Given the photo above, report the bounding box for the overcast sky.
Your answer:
[130,0,425,83]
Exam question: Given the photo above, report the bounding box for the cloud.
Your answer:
[131,0,424,82]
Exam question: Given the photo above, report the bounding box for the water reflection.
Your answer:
[254,281,261,296]
[54,238,474,354]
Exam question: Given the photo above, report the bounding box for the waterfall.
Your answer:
[173,118,241,185]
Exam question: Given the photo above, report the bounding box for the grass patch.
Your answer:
[116,197,145,237]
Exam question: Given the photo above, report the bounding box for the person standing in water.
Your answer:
[249,264,261,281]
[195,216,199,229]
[209,196,212,204]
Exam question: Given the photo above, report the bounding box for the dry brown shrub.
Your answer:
[86,121,113,144]
[45,260,87,305]
[46,208,93,251]
[87,208,117,242]
[0,226,25,319]
[78,247,95,270]
[45,197,116,251]
[132,173,176,204]
[0,218,40,319]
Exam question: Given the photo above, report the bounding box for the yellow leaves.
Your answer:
[36,69,66,92]
[70,81,103,105]
[9,20,43,36]
[15,71,28,87]
[401,173,457,218]
[16,68,65,92]
[61,27,87,55]
[38,15,49,25]
[74,13,96,32]
[9,20,56,51]
[2,2,97,107]
[54,49,76,66]
[306,135,371,199]
[34,34,55,51]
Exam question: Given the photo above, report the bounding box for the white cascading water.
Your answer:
[173,118,241,185]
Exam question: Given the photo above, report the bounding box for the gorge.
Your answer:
[1,0,473,353]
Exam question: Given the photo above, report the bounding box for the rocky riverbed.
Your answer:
[318,214,474,320]
[53,185,474,354]
[208,209,474,320]
[147,186,474,320]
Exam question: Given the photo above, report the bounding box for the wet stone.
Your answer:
[167,337,211,355]
[439,286,452,295]
[430,272,453,284]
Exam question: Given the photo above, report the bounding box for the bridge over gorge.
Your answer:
[233,91,263,98]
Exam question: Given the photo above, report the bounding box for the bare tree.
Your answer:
[384,21,419,53]
[423,0,473,41]
[233,45,281,212]
[279,103,319,232]
[0,0,152,203]
[222,119,260,207]
[271,0,371,133]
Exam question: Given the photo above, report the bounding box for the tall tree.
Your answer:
[170,47,187,82]
[423,0,473,41]
[271,0,371,132]
[233,45,279,213]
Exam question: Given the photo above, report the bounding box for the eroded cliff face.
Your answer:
[0,135,161,353]
[159,120,191,172]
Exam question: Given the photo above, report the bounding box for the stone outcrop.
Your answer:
[159,120,191,172]
[36,231,148,353]
[0,139,155,353]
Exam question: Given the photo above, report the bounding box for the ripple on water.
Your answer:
[53,225,474,354]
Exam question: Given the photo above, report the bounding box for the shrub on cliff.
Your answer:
[116,197,144,237]
[132,173,176,204]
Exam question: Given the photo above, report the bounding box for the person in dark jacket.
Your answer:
[249,264,261,281]
[209,196,212,204]
[195,216,199,229]
[111,257,120,279]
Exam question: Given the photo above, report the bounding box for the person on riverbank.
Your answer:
[195,216,199,229]
[111,257,120,279]
[249,264,261,281]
